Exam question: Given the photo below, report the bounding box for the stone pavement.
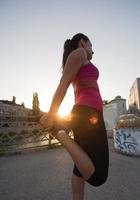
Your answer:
[0,138,140,200]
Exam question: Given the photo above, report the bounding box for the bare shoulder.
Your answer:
[73,47,87,57]
[67,47,87,65]
[61,48,87,84]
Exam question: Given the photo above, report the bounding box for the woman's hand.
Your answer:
[39,113,56,130]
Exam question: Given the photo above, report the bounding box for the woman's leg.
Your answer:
[72,173,85,200]
[56,130,95,180]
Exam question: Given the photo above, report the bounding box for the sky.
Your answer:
[0,0,140,115]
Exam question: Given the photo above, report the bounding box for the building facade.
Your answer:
[103,96,127,130]
[128,78,140,113]
[0,100,33,121]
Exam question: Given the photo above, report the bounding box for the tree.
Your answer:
[103,100,108,105]
[21,102,25,108]
[32,92,40,115]
[12,96,16,104]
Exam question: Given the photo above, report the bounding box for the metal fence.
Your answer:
[0,125,73,154]
[0,121,112,155]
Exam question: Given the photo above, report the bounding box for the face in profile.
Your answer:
[81,40,93,60]
[84,40,94,60]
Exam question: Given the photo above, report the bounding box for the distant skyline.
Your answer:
[0,0,140,115]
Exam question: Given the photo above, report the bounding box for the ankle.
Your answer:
[56,130,68,139]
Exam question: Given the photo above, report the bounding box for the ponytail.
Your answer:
[61,33,89,70]
[62,39,73,70]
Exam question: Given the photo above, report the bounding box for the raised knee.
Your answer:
[86,171,108,187]
[84,165,95,181]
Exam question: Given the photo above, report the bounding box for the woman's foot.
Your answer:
[48,117,70,138]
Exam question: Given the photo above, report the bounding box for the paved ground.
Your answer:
[0,138,140,200]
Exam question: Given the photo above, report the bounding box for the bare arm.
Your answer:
[48,48,87,114]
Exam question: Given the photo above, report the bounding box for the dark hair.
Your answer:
[62,33,89,70]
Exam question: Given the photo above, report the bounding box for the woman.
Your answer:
[40,33,109,200]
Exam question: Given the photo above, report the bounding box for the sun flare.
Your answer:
[58,109,68,117]
[58,105,71,118]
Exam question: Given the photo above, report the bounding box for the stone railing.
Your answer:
[113,114,140,156]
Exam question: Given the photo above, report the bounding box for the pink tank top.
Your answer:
[72,62,103,111]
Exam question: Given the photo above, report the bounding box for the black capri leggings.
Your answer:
[70,104,109,187]
[52,104,109,187]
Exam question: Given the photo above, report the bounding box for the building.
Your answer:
[103,96,127,130]
[128,78,140,113]
[0,100,33,121]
